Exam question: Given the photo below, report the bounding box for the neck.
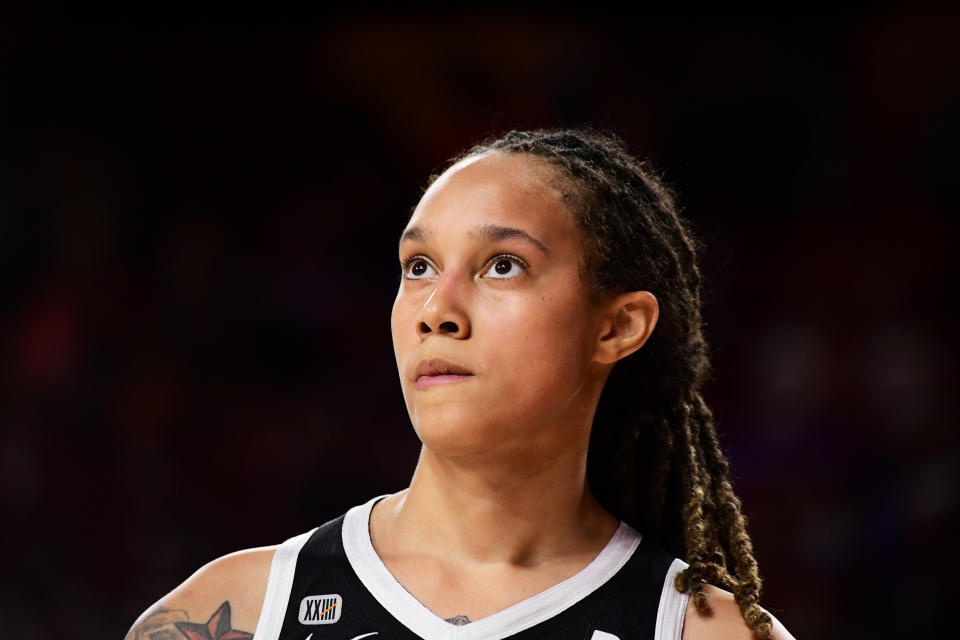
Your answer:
[372,442,618,566]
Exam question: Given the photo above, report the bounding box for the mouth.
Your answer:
[415,358,475,390]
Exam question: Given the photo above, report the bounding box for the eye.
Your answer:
[401,256,437,280]
[482,255,527,279]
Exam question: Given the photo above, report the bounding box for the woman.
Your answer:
[126,129,795,640]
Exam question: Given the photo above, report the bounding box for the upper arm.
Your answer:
[125,546,276,640]
[682,583,797,640]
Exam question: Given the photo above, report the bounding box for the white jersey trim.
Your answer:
[654,557,690,640]
[253,527,317,640]
[342,494,644,640]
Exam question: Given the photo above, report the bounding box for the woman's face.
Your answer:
[391,151,608,460]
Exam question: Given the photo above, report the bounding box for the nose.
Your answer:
[416,272,471,340]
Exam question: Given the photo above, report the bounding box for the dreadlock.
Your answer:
[438,128,773,638]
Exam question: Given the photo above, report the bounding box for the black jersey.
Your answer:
[253,496,689,640]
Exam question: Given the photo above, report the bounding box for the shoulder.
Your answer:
[125,546,277,640]
[682,583,797,640]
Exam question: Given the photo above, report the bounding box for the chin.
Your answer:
[412,411,503,458]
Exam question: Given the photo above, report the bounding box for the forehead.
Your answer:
[404,152,577,244]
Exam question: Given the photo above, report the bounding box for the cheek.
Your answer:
[390,299,401,348]
[485,295,592,394]
[391,296,418,399]
[391,294,416,351]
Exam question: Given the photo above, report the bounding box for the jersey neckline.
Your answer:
[341,493,643,640]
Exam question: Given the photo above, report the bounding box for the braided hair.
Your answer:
[432,128,773,638]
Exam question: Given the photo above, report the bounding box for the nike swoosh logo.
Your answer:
[349,634,379,640]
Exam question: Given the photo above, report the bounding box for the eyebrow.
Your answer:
[399,224,549,256]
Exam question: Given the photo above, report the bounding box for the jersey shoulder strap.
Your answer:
[252,525,320,640]
[655,557,690,640]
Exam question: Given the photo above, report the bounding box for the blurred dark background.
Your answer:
[1,9,957,639]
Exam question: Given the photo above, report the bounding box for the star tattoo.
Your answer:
[174,601,252,640]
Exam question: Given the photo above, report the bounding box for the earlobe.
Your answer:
[594,291,659,365]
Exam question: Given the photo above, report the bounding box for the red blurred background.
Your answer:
[1,9,957,639]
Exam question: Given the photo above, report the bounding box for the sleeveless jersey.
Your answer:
[253,496,690,640]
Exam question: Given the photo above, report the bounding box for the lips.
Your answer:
[414,358,475,391]
[415,358,474,379]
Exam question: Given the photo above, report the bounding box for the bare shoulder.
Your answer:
[125,546,277,640]
[682,583,797,640]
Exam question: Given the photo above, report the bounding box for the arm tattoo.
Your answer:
[128,607,189,640]
[175,601,252,640]
[129,602,252,640]
[445,614,471,625]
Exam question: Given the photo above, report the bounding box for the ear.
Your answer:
[593,291,659,365]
